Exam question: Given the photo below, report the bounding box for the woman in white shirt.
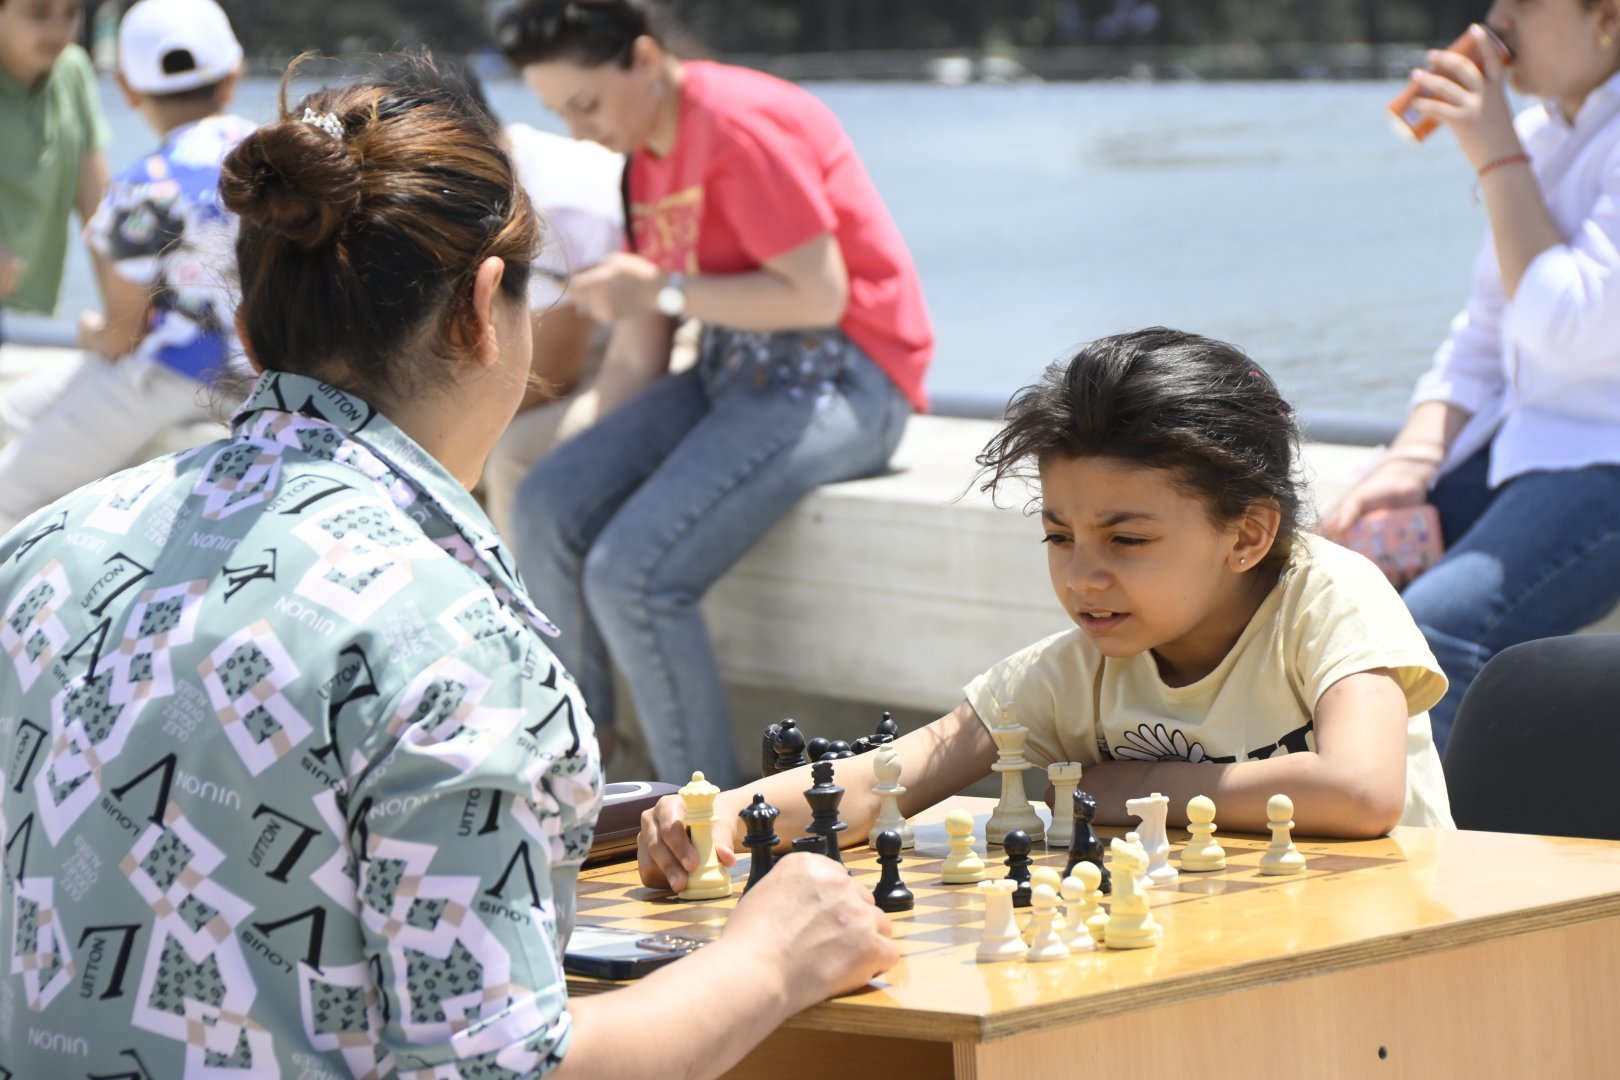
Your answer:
[1325,0,1620,754]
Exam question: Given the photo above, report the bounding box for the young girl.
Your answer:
[639,327,1454,892]
[1324,2,1620,755]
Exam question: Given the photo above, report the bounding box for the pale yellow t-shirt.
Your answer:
[964,533,1454,829]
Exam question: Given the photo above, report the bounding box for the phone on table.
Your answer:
[563,925,710,980]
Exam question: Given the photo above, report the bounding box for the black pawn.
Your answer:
[803,759,847,865]
[790,835,827,856]
[871,710,899,746]
[1003,829,1034,907]
[1063,789,1111,895]
[761,721,782,777]
[739,794,780,893]
[827,739,851,757]
[871,829,914,913]
[806,736,832,763]
[772,718,808,772]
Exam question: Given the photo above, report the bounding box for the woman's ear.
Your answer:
[1230,499,1282,570]
[460,256,507,368]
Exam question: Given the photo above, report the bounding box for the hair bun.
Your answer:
[221,116,363,251]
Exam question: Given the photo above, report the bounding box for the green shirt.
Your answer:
[0,43,110,316]
[0,371,602,1077]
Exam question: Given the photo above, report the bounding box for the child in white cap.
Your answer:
[0,0,254,533]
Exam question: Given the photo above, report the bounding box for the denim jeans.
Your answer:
[507,329,912,787]
[1403,444,1620,754]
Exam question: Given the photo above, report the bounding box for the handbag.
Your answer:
[1342,504,1445,588]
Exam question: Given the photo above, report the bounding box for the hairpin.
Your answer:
[301,108,345,139]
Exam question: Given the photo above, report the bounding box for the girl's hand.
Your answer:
[637,790,739,893]
[1319,457,1435,542]
[1409,24,1523,170]
[570,252,665,324]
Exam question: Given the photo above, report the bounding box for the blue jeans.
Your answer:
[508,329,912,787]
[1404,444,1620,754]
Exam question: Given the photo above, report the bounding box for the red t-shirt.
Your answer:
[628,61,934,411]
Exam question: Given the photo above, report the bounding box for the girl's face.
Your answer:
[522,44,664,154]
[1038,455,1276,687]
[0,0,81,86]
[1487,0,1620,113]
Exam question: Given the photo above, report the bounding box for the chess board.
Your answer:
[572,812,1405,971]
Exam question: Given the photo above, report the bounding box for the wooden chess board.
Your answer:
[569,798,1620,1080]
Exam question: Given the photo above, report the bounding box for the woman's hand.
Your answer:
[0,244,22,298]
[1319,456,1436,542]
[570,252,666,323]
[638,790,740,892]
[1409,24,1523,170]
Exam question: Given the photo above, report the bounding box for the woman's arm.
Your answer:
[1077,670,1411,838]
[568,232,849,332]
[1319,399,1474,538]
[544,310,675,445]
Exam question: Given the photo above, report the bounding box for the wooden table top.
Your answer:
[569,797,1620,1043]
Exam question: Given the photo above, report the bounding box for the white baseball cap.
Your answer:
[119,0,244,95]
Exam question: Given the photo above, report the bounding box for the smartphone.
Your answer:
[563,926,710,980]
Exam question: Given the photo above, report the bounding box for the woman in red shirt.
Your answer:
[498,0,933,787]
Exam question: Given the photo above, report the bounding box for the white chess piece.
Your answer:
[1059,869,1098,952]
[976,879,1029,962]
[1258,793,1307,875]
[1102,836,1161,950]
[940,808,987,884]
[1120,830,1152,893]
[1046,762,1083,846]
[677,772,733,901]
[984,705,1044,845]
[1024,867,1065,944]
[1179,794,1227,872]
[868,748,914,849]
[1125,791,1178,886]
[1027,883,1070,962]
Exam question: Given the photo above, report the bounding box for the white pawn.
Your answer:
[976,879,1028,962]
[1046,762,1083,846]
[1179,794,1227,872]
[677,772,732,901]
[1027,883,1069,962]
[1023,866,1065,944]
[1125,791,1178,886]
[868,748,914,849]
[1102,836,1161,950]
[1258,793,1307,875]
[1059,866,1098,952]
[940,809,987,884]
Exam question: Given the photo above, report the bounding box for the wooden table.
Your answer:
[568,797,1620,1079]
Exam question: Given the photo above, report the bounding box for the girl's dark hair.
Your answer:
[977,327,1304,551]
[218,52,538,414]
[496,0,667,69]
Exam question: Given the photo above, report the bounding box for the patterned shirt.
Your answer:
[0,371,602,1078]
[84,114,256,380]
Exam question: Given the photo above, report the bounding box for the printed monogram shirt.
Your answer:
[0,371,602,1078]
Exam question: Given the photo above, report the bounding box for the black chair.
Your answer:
[1442,634,1620,841]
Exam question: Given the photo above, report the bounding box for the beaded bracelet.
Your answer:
[1477,151,1531,179]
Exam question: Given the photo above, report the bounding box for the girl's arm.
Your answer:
[638,700,999,892]
[567,231,849,332]
[1078,669,1411,838]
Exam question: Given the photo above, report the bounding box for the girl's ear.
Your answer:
[1230,499,1281,571]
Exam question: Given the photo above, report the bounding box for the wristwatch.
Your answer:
[655,272,687,318]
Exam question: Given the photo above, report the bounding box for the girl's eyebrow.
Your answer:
[1096,510,1157,527]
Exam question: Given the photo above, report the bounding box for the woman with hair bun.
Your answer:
[498,0,933,786]
[0,53,894,1079]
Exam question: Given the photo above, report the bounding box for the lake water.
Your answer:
[13,75,1492,423]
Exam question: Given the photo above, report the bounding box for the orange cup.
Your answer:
[1388,24,1513,142]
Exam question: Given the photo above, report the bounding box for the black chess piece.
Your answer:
[1063,789,1111,895]
[761,721,782,777]
[772,718,808,772]
[806,736,832,763]
[850,736,873,754]
[871,710,899,747]
[790,835,826,856]
[827,739,852,757]
[803,759,847,865]
[1003,829,1034,907]
[739,794,780,892]
[871,829,914,913]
